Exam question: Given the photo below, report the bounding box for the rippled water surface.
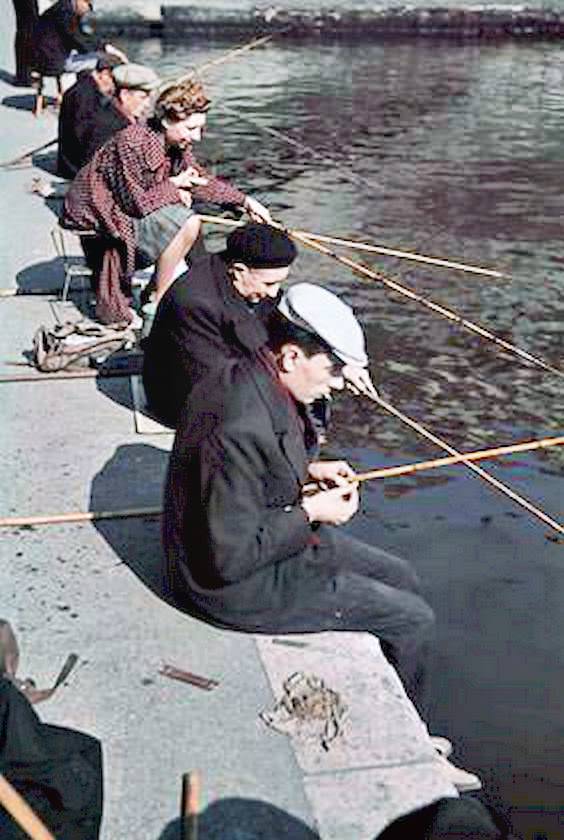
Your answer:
[128,37,563,462]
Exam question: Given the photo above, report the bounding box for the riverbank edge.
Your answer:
[95,5,564,41]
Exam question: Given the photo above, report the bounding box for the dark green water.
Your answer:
[126,37,563,839]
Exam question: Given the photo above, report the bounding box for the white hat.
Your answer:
[113,63,160,92]
[277,283,368,368]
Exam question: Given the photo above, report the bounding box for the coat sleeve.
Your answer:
[181,146,247,207]
[198,420,312,584]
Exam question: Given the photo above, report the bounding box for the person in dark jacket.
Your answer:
[32,0,126,78]
[0,677,103,839]
[57,52,116,178]
[142,223,378,428]
[12,0,39,86]
[162,282,482,792]
[57,61,158,179]
[142,223,298,428]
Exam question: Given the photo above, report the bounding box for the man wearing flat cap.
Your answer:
[162,282,482,793]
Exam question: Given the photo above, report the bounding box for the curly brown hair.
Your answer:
[154,79,211,122]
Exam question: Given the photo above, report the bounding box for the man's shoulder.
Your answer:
[168,254,226,309]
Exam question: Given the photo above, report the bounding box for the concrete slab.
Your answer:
[304,765,456,840]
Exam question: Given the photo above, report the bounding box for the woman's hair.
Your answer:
[153,79,211,123]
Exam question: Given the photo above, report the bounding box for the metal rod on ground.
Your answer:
[181,771,201,840]
[0,507,161,528]
[199,215,562,377]
[351,435,564,483]
[0,138,57,169]
[0,774,56,840]
[369,393,564,536]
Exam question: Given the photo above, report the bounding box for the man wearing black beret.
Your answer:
[142,222,298,428]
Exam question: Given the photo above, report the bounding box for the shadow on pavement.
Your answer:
[158,797,319,840]
[2,93,35,111]
[89,442,170,601]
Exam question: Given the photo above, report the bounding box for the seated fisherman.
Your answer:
[32,0,126,78]
[63,79,271,325]
[161,282,481,792]
[58,61,159,179]
[142,222,377,428]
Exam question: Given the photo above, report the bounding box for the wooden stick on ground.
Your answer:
[369,393,564,536]
[200,215,561,377]
[0,506,161,529]
[181,771,201,840]
[0,774,56,840]
[0,138,57,169]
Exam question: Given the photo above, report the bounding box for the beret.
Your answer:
[225,223,297,269]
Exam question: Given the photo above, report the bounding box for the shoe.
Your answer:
[430,735,453,758]
[437,756,482,792]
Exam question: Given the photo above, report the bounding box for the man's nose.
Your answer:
[266,284,281,298]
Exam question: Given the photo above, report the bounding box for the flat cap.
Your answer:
[225,223,297,269]
[113,63,160,92]
[278,282,368,368]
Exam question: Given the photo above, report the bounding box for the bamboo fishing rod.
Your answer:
[0,775,56,840]
[369,393,564,536]
[352,435,564,484]
[200,213,502,279]
[159,33,277,89]
[292,228,504,279]
[199,215,563,378]
[1,436,562,531]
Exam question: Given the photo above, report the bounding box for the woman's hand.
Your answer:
[170,168,209,190]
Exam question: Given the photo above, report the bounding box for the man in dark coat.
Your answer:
[57,61,158,179]
[0,677,103,839]
[142,223,297,428]
[57,53,116,179]
[162,283,483,792]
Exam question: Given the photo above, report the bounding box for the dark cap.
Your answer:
[225,223,297,269]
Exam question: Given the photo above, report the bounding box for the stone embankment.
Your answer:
[95,4,564,41]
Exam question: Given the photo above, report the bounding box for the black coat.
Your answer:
[0,678,103,839]
[142,253,275,428]
[161,360,334,626]
[32,0,102,76]
[58,81,129,179]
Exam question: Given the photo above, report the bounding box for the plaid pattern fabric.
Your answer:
[63,123,247,323]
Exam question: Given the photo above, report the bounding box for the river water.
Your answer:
[126,37,563,839]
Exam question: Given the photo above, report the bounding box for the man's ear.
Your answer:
[279,343,302,373]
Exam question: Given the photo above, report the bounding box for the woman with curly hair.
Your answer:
[64,78,271,325]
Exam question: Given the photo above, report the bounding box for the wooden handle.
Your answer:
[0,775,56,840]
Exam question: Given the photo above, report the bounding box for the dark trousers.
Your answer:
[219,534,435,719]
